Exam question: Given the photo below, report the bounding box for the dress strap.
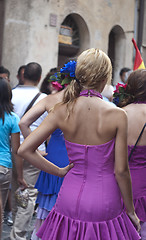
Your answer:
[79,89,103,99]
[129,123,146,161]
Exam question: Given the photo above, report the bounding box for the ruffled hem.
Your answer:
[36,192,58,211]
[31,208,49,240]
[35,171,64,194]
[37,208,140,240]
[37,207,50,220]
[134,196,146,222]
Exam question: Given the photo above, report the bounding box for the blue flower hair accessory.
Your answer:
[60,60,76,77]
[49,60,77,87]
[60,60,76,85]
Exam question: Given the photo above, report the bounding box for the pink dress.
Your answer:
[128,145,146,222]
[37,138,140,239]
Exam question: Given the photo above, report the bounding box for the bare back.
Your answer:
[123,103,146,146]
[56,96,125,145]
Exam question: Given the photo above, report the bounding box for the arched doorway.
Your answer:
[58,13,90,67]
[108,25,126,85]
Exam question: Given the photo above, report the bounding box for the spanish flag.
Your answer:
[132,38,145,70]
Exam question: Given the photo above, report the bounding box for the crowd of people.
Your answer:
[0,48,145,240]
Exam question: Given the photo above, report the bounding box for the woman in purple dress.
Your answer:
[116,69,146,239]
[18,48,140,239]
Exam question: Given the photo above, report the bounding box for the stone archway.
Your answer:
[58,13,90,67]
[108,25,126,85]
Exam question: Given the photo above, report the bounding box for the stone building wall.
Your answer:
[1,0,135,87]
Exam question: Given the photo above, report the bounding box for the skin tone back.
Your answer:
[123,103,146,146]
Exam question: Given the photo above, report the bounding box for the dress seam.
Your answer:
[75,145,88,218]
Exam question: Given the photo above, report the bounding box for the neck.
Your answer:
[23,79,38,86]
[81,82,106,93]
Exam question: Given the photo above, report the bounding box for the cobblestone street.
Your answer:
[1,215,36,240]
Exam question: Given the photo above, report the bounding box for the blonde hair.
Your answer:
[62,48,112,117]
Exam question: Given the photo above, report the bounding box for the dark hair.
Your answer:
[0,77,13,124]
[17,65,26,77]
[120,69,146,107]
[40,77,51,95]
[24,62,42,82]
[119,67,131,76]
[0,66,10,78]
[40,68,58,95]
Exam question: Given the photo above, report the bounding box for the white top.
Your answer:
[12,85,47,151]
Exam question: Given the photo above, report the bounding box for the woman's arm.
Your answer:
[18,111,73,177]
[114,109,140,231]
[11,132,28,189]
[19,97,47,138]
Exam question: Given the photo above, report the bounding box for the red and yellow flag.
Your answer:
[132,38,145,70]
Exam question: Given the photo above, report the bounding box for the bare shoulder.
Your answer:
[105,105,127,125]
[122,104,131,113]
[113,106,127,117]
[42,91,64,112]
[103,101,126,116]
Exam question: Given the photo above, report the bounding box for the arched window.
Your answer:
[58,13,90,67]
[108,25,126,85]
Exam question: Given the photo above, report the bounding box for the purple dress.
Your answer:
[37,90,140,239]
[128,145,146,222]
[37,140,140,239]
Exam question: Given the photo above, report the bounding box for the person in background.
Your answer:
[4,65,25,226]
[114,69,146,239]
[40,68,58,95]
[4,186,13,226]
[0,66,10,83]
[0,77,25,231]
[101,83,115,105]
[0,66,14,226]
[13,65,26,89]
[119,67,131,84]
[17,65,26,86]
[10,62,47,240]
[18,48,140,240]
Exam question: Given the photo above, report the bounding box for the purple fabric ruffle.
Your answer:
[37,208,140,240]
[134,196,146,222]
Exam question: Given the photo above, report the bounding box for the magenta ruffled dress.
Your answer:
[37,138,140,239]
[128,145,146,222]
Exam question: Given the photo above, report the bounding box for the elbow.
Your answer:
[17,145,25,158]
[115,168,129,179]
[19,119,25,131]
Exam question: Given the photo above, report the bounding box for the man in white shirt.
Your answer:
[10,62,47,240]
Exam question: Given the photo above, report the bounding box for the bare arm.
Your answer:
[19,97,47,138]
[19,91,64,139]
[18,111,73,177]
[114,109,140,231]
[11,132,28,189]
